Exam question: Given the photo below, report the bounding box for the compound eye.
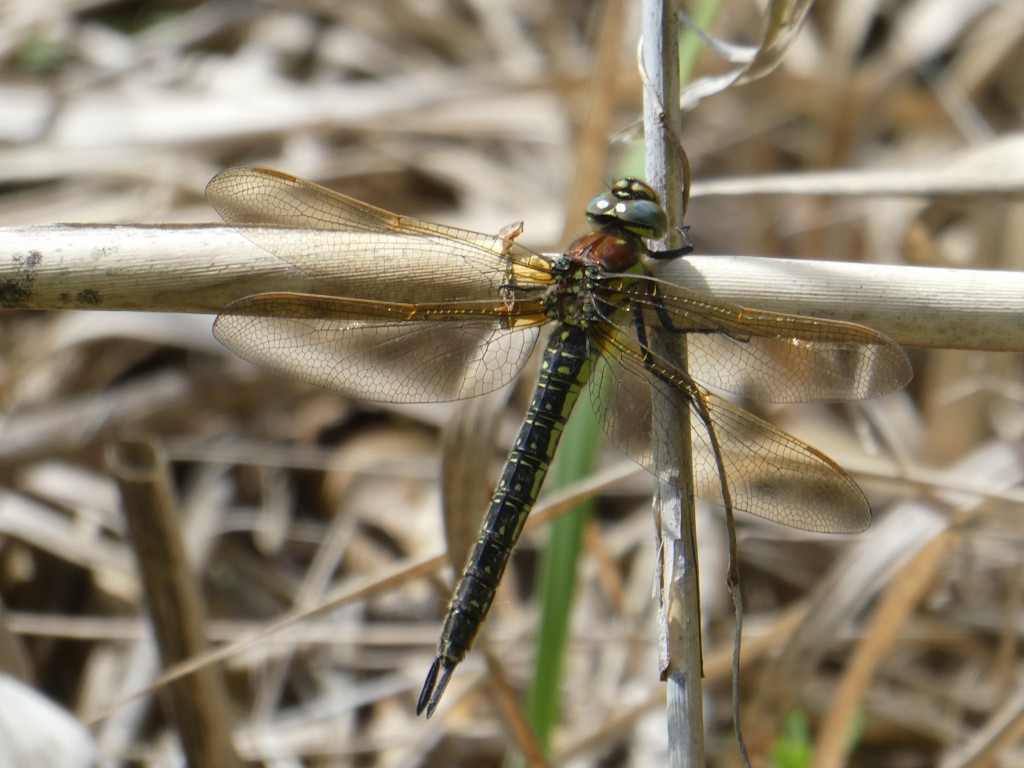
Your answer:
[585,188,667,238]
[585,191,618,220]
[618,199,667,238]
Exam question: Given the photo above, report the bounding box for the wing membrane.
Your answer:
[595,274,911,403]
[208,168,902,526]
[588,323,870,533]
[215,292,543,403]
[207,167,553,304]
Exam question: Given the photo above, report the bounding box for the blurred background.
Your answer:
[1,0,1023,766]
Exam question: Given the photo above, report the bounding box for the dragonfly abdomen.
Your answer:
[418,323,594,716]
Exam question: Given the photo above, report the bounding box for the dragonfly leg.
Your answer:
[643,285,752,344]
[644,226,694,260]
[631,303,716,435]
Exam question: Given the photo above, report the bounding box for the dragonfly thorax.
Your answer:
[563,229,645,272]
[541,257,603,328]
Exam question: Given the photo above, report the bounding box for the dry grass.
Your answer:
[1,1,1023,766]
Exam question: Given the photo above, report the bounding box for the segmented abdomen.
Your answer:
[432,323,594,669]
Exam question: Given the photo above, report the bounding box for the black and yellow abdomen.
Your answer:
[418,323,593,715]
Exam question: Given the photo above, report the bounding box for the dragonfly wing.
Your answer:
[215,293,542,404]
[207,167,554,303]
[596,275,911,403]
[588,324,871,533]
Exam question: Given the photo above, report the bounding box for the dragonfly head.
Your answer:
[585,178,667,240]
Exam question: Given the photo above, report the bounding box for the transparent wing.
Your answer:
[595,274,912,403]
[214,292,543,403]
[207,167,554,304]
[588,323,871,533]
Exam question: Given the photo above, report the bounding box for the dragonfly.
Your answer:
[206,168,912,717]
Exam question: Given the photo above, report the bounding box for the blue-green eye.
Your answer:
[617,199,667,238]
[585,191,619,220]
[585,184,667,238]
